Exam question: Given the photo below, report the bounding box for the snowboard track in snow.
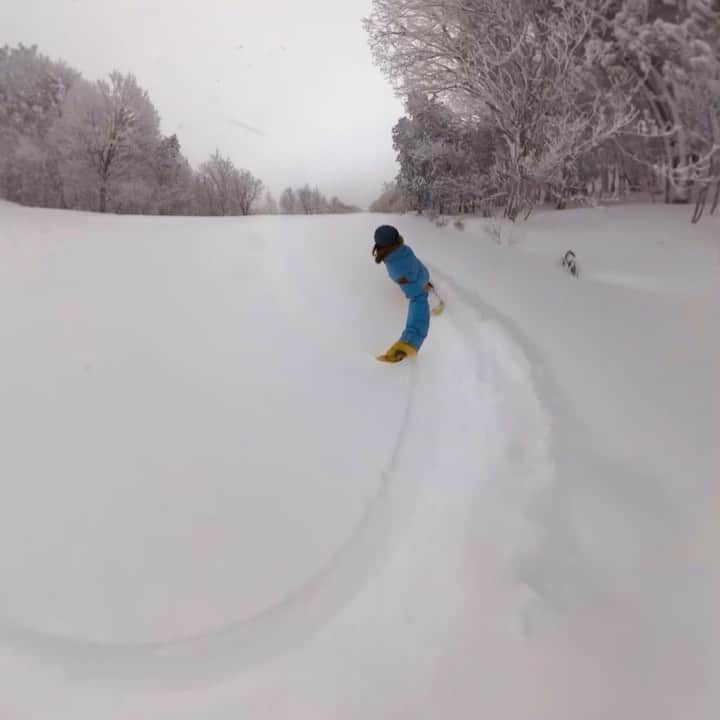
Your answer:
[0,369,426,688]
[0,269,555,692]
[432,268,699,625]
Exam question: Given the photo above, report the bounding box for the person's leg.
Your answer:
[401,293,430,350]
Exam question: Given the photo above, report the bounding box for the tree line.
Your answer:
[365,0,720,222]
[0,44,358,216]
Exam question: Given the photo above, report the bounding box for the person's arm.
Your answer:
[395,253,421,286]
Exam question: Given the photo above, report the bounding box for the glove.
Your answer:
[425,282,445,315]
[376,340,418,363]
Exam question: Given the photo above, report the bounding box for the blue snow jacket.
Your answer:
[383,244,430,350]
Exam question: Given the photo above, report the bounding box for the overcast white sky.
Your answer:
[2,0,403,208]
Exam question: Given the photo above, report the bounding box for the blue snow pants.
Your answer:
[383,244,430,350]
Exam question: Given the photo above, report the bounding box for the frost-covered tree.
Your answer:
[392,93,496,214]
[294,185,338,213]
[585,0,720,204]
[194,150,236,215]
[366,0,636,218]
[328,196,360,213]
[233,168,264,216]
[278,184,357,214]
[148,134,194,215]
[279,186,297,214]
[297,183,314,214]
[261,190,279,214]
[194,150,263,216]
[0,44,77,206]
[1,44,266,217]
[52,71,161,212]
[0,44,76,138]
[310,186,328,213]
[369,181,410,212]
[366,0,720,217]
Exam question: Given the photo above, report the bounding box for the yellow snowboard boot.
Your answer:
[376,340,418,363]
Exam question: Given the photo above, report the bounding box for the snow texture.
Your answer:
[0,201,718,719]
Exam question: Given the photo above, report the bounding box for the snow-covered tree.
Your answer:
[311,186,328,213]
[369,181,410,212]
[0,44,77,206]
[277,184,357,214]
[233,168,264,216]
[392,93,496,214]
[363,2,640,216]
[328,196,360,213]
[261,190,279,214]
[584,0,720,204]
[1,45,267,218]
[0,44,76,139]
[279,186,297,214]
[193,150,263,216]
[296,183,314,214]
[367,0,638,218]
[52,71,161,212]
[148,134,194,215]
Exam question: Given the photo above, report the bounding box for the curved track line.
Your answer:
[1,262,554,692]
[0,366,424,689]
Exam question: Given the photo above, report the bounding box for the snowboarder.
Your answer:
[373,225,443,363]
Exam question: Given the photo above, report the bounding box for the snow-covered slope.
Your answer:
[0,201,718,719]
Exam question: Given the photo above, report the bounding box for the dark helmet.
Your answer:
[372,225,403,264]
[373,225,401,248]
